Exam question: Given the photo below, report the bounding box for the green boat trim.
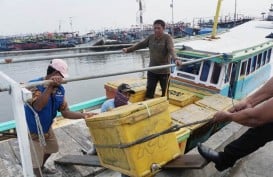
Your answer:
[0,96,107,132]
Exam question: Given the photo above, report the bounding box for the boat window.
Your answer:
[267,48,272,63]
[178,62,201,75]
[251,56,257,73]
[262,50,267,66]
[210,63,221,84]
[224,63,232,83]
[257,53,262,69]
[246,58,251,75]
[240,60,247,76]
[200,61,211,82]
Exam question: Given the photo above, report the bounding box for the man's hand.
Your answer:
[228,100,252,113]
[122,48,128,53]
[83,112,97,119]
[175,59,182,66]
[49,76,63,87]
[213,111,231,122]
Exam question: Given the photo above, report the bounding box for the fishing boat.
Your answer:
[173,20,272,99]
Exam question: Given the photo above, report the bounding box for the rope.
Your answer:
[94,117,214,149]
[25,103,46,147]
[141,102,151,117]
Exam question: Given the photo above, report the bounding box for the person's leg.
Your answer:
[29,136,44,177]
[199,123,273,171]
[158,73,170,97]
[219,122,273,169]
[42,128,59,174]
[145,71,159,99]
[33,168,42,177]
[42,154,51,167]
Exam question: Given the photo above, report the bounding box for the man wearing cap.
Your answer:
[101,83,135,112]
[122,19,182,99]
[24,59,95,176]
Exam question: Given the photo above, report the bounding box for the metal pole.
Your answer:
[0,49,148,64]
[171,0,174,37]
[138,0,144,39]
[0,54,223,91]
[0,72,34,177]
[234,0,237,26]
[69,17,73,32]
[211,0,222,39]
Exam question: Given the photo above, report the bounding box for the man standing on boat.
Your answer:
[198,76,273,171]
[24,59,95,177]
[122,19,182,99]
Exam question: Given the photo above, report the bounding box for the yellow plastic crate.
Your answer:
[104,78,147,103]
[175,128,190,154]
[168,87,199,107]
[195,94,238,111]
[85,97,181,177]
[171,104,216,131]
[168,104,181,113]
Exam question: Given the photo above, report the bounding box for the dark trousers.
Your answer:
[218,123,273,169]
[145,71,170,98]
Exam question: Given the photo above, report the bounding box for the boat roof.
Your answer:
[175,20,273,54]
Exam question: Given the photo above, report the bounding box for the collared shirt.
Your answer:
[101,99,115,112]
[126,33,176,74]
[24,77,67,134]
[101,98,131,112]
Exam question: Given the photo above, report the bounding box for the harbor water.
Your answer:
[0,51,150,122]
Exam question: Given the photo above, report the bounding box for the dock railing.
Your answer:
[0,53,223,177]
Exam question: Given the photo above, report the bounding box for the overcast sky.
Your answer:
[0,0,272,35]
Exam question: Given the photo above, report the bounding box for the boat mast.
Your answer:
[138,0,144,39]
[211,0,222,39]
[170,0,174,36]
[234,0,237,26]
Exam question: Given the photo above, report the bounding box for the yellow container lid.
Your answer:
[195,94,238,111]
[86,97,168,126]
[171,104,216,130]
[105,77,147,92]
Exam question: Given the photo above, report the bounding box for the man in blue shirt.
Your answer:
[101,83,135,112]
[25,59,95,176]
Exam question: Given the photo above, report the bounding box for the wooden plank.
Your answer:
[0,158,11,177]
[94,170,121,177]
[195,94,237,111]
[0,140,23,176]
[171,104,216,125]
[8,138,21,162]
[61,120,93,151]
[162,154,207,169]
[54,163,82,177]
[55,155,101,167]
[52,127,104,177]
